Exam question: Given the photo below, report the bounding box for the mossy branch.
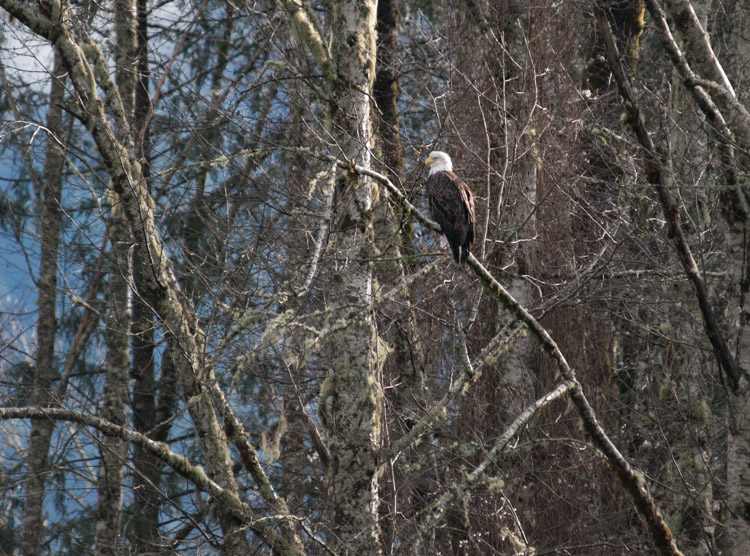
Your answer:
[596,5,743,394]
[334,153,685,556]
[279,0,331,76]
[0,406,305,554]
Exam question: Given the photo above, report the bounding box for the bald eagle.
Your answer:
[424,151,475,264]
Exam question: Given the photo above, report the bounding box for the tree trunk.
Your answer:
[128,0,165,548]
[726,173,750,554]
[95,2,136,552]
[20,50,66,556]
[326,1,384,554]
[373,0,404,180]
[726,212,750,554]
[96,200,130,556]
[372,1,430,549]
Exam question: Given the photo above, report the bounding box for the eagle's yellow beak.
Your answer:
[425,156,433,165]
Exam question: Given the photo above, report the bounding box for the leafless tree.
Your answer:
[1,0,750,555]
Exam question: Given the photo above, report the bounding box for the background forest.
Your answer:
[0,0,749,554]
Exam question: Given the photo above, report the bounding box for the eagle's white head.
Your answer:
[425,151,453,175]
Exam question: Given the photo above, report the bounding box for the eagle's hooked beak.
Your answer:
[424,155,434,165]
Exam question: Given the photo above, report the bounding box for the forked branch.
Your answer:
[339,155,685,556]
[0,406,305,555]
[596,6,743,392]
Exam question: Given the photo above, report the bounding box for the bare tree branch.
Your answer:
[417,381,572,538]
[596,5,743,393]
[338,150,685,556]
[0,406,304,555]
[644,0,748,220]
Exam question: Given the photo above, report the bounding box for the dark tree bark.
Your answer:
[20,50,66,556]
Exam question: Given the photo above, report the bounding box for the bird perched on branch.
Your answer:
[424,151,475,264]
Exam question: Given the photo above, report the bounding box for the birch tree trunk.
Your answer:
[0,3,255,552]
[95,0,136,551]
[326,1,384,553]
[20,51,66,556]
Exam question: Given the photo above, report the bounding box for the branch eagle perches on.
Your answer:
[329,153,684,556]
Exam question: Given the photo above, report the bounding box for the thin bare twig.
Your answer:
[596,6,743,393]
[335,148,685,556]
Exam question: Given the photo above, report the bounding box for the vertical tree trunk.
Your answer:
[372,3,430,549]
[654,1,750,550]
[728,223,750,552]
[728,351,750,551]
[96,200,130,556]
[373,0,404,180]
[128,0,164,549]
[501,2,538,422]
[326,1,384,554]
[95,1,136,552]
[20,51,66,556]
[664,11,715,551]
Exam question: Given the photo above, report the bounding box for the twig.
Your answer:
[596,6,743,393]
[333,147,685,556]
[418,381,572,533]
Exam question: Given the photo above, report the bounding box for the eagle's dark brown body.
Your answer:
[426,163,475,264]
